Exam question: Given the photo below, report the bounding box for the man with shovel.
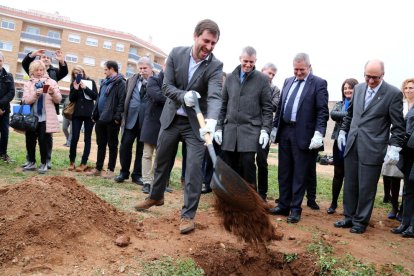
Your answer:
[134,19,223,234]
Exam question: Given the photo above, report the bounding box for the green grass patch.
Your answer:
[141,256,204,276]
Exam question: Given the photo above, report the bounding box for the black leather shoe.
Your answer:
[327,207,336,214]
[307,200,320,210]
[287,211,301,223]
[201,187,212,194]
[132,177,144,186]
[391,224,409,234]
[402,226,414,238]
[269,207,290,216]
[142,183,150,194]
[334,220,353,228]
[114,174,127,183]
[350,226,366,234]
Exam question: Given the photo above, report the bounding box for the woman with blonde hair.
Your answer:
[22,60,61,173]
[68,65,98,171]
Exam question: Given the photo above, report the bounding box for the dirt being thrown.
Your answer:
[213,186,283,244]
[0,176,140,266]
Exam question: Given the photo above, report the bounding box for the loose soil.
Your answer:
[0,134,413,275]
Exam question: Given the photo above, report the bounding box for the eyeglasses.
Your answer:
[364,74,382,81]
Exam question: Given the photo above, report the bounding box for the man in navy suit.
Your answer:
[269,53,329,223]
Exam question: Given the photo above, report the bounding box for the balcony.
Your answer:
[128,52,141,62]
[154,62,162,71]
[20,32,61,48]
[15,72,29,82]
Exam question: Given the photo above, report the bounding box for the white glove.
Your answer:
[384,145,402,165]
[214,130,222,145]
[199,119,217,140]
[270,127,277,143]
[183,90,201,107]
[337,130,347,151]
[309,131,324,150]
[259,130,269,149]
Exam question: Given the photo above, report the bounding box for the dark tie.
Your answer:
[37,94,43,115]
[283,80,303,123]
[139,79,147,99]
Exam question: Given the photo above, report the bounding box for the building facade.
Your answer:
[0,5,167,97]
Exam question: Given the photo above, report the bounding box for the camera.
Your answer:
[35,81,44,89]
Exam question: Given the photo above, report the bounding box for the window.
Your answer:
[103,41,112,49]
[83,57,95,66]
[86,37,98,47]
[115,43,124,52]
[24,47,36,53]
[100,60,107,67]
[68,34,80,43]
[1,19,15,30]
[26,26,40,34]
[47,30,60,39]
[0,41,12,52]
[117,62,122,70]
[65,54,78,63]
[129,48,138,54]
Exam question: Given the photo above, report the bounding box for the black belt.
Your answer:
[285,121,296,127]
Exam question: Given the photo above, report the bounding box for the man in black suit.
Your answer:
[269,53,329,223]
[134,19,223,235]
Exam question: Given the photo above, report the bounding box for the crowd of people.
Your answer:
[0,18,413,236]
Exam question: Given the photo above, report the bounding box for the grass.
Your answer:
[141,256,204,276]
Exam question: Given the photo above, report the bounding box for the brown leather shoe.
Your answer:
[179,217,195,234]
[134,197,164,211]
[68,162,75,171]
[76,164,88,172]
[102,170,115,179]
[86,168,102,176]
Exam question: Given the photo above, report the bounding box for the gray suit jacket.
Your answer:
[341,81,405,165]
[217,65,273,152]
[161,47,223,141]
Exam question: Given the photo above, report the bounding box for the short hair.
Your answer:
[137,56,154,68]
[194,19,220,40]
[29,60,46,76]
[241,46,256,57]
[293,53,310,66]
[262,62,277,72]
[364,59,385,74]
[341,78,359,99]
[71,65,87,83]
[401,78,414,98]
[105,60,119,73]
[0,51,4,60]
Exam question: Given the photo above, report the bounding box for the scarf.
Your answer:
[343,98,350,111]
[101,74,123,96]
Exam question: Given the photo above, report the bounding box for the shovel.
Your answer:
[192,92,258,211]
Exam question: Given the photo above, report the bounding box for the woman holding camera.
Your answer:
[68,65,98,172]
[23,60,61,173]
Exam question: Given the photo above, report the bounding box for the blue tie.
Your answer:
[240,72,246,83]
[37,94,43,115]
[283,80,303,123]
[364,88,375,109]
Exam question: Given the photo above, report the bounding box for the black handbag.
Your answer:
[10,103,39,132]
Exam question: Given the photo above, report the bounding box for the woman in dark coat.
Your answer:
[68,65,98,172]
[327,78,358,214]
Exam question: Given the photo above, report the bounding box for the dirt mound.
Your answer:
[0,176,140,268]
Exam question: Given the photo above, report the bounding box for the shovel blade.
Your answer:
[210,156,258,211]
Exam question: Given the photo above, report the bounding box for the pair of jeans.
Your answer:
[0,113,10,155]
[25,121,51,164]
[94,121,120,171]
[69,116,94,165]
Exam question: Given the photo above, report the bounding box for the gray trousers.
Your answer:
[150,116,204,219]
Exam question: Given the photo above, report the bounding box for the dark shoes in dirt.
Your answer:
[134,197,164,211]
[179,217,195,234]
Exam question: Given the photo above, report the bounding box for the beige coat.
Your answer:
[23,76,62,133]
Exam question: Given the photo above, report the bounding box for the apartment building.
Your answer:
[0,5,167,98]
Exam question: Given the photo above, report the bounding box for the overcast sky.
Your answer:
[7,0,414,100]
